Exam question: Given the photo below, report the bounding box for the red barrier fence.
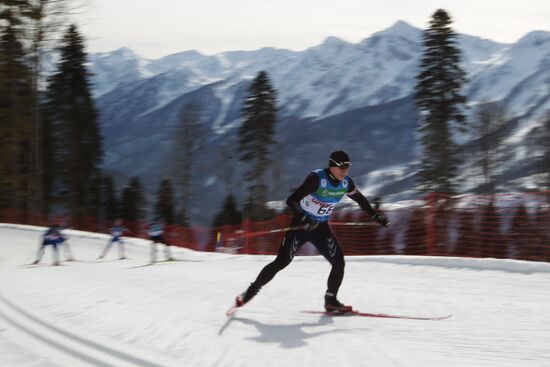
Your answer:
[1,191,549,262]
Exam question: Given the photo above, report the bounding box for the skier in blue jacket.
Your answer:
[32,224,67,266]
[234,151,390,312]
[98,219,128,260]
[148,220,175,264]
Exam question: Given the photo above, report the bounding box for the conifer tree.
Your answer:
[169,102,204,226]
[25,0,72,214]
[414,9,467,193]
[238,71,277,218]
[216,141,236,196]
[100,175,118,221]
[0,1,72,216]
[120,177,146,231]
[534,110,550,190]
[43,24,102,220]
[0,7,34,213]
[474,101,507,194]
[154,178,175,225]
[212,194,242,227]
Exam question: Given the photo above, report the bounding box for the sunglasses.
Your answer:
[330,158,351,168]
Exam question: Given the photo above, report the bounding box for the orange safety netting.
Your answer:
[1,191,549,262]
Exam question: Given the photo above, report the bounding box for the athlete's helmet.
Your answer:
[329,151,351,168]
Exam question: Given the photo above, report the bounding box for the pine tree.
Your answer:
[120,177,146,232]
[154,178,175,225]
[271,141,285,200]
[43,24,103,220]
[474,101,508,194]
[534,110,550,190]
[100,175,118,221]
[212,194,242,227]
[24,0,72,214]
[42,91,56,215]
[169,101,204,226]
[0,7,34,214]
[238,71,277,218]
[414,9,467,194]
[0,1,72,217]
[216,141,236,196]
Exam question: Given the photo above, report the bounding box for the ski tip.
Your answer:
[225,305,238,317]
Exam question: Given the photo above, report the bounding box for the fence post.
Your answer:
[426,193,436,256]
[242,218,250,254]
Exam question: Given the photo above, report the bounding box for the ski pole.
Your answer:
[227,220,378,240]
[229,224,308,239]
[329,221,378,226]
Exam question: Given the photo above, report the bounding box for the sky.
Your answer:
[77,0,550,59]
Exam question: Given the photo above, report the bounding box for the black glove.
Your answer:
[372,212,390,228]
[300,215,320,231]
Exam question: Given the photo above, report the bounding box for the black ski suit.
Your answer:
[250,168,378,297]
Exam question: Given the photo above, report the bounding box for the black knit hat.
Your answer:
[329,151,351,168]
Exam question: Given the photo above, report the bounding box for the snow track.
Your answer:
[1,224,550,367]
[0,293,168,367]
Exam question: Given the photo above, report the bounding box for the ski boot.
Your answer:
[324,292,352,313]
[236,283,260,307]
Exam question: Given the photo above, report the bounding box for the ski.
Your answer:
[303,310,452,320]
[128,264,153,269]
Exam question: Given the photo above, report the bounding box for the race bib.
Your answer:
[300,195,336,219]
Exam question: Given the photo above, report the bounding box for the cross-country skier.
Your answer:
[56,221,74,261]
[148,220,175,264]
[98,219,128,260]
[32,224,69,266]
[234,151,390,312]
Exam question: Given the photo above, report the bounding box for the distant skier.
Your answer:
[32,224,70,266]
[56,220,74,261]
[148,220,175,264]
[98,219,128,260]
[234,151,390,312]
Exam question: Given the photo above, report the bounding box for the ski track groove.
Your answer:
[0,293,168,367]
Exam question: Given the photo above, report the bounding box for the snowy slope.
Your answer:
[467,31,550,119]
[1,224,549,367]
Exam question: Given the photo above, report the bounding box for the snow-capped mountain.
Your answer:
[86,21,550,224]
[89,21,549,121]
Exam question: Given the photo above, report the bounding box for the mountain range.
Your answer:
[85,21,550,224]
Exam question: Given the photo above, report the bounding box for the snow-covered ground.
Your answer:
[1,224,549,367]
